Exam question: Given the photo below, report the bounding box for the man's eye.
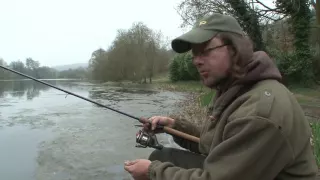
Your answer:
[202,50,210,56]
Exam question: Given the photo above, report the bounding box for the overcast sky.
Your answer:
[0,0,274,67]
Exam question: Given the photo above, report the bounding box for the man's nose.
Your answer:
[193,56,204,66]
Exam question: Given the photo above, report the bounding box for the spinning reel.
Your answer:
[135,125,164,150]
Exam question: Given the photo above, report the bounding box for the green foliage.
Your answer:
[310,122,320,167]
[169,52,200,82]
[169,58,180,82]
[273,0,314,85]
[312,51,320,79]
[225,0,264,51]
[268,48,312,85]
[199,91,215,107]
[185,54,200,80]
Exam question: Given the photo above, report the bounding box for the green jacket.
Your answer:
[147,51,318,180]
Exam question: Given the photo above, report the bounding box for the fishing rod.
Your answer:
[0,65,200,149]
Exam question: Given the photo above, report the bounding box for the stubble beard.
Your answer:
[201,73,229,89]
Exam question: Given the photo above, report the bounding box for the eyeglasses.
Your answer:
[192,44,228,61]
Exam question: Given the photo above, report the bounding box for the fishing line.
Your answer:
[0,65,200,146]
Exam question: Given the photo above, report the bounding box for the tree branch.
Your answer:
[256,10,287,22]
[254,0,281,11]
[175,7,194,27]
[256,8,283,14]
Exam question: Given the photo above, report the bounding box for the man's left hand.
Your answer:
[124,159,151,180]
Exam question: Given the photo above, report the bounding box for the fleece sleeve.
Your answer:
[169,117,201,153]
[147,116,294,180]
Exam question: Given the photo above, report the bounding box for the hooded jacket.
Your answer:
[147,51,318,180]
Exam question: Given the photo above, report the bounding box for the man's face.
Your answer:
[191,37,232,88]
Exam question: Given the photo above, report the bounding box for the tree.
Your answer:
[88,22,171,83]
[169,52,200,82]
[26,58,40,70]
[0,58,10,80]
[274,0,313,84]
[9,60,26,79]
[25,58,40,78]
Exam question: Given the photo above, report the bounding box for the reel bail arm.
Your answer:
[134,123,200,150]
[135,129,164,150]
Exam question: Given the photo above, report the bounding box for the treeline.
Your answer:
[88,22,174,83]
[0,58,88,80]
[87,0,320,87]
[169,0,320,87]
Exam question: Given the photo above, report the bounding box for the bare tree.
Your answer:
[88,22,170,83]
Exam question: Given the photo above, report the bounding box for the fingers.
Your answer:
[124,159,138,166]
[139,117,149,124]
[124,165,133,173]
[149,116,161,130]
[139,117,152,131]
[140,116,168,131]
[143,123,149,130]
[140,116,157,130]
[124,159,139,173]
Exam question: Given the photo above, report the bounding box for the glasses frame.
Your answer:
[192,44,229,61]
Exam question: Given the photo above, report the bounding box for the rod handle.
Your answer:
[163,126,200,143]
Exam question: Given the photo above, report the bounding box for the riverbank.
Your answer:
[150,76,320,168]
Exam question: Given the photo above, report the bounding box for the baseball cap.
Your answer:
[171,13,245,53]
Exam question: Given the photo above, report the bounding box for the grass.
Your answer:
[153,75,320,106]
[199,90,215,107]
[290,86,320,107]
[152,74,211,93]
[311,122,320,167]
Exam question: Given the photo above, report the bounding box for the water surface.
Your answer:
[0,80,187,180]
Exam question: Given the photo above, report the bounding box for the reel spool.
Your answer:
[135,129,163,150]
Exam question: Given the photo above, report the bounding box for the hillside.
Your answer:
[52,63,88,71]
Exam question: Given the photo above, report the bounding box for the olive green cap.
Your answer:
[171,13,244,53]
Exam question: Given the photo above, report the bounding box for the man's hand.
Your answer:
[140,116,175,131]
[124,159,151,180]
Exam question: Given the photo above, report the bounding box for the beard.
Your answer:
[201,73,230,89]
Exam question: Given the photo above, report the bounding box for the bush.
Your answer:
[169,58,180,82]
[311,47,320,81]
[169,52,200,82]
[267,48,314,86]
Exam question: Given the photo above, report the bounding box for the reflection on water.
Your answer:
[0,79,187,180]
[0,80,49,100]
[0,80,86,101]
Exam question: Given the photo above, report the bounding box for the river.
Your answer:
[0,80,188,180]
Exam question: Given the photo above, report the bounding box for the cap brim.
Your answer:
[171,28,218,53]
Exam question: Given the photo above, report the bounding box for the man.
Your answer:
[124,13,318,180]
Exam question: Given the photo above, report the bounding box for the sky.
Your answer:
[0,0,274,67]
